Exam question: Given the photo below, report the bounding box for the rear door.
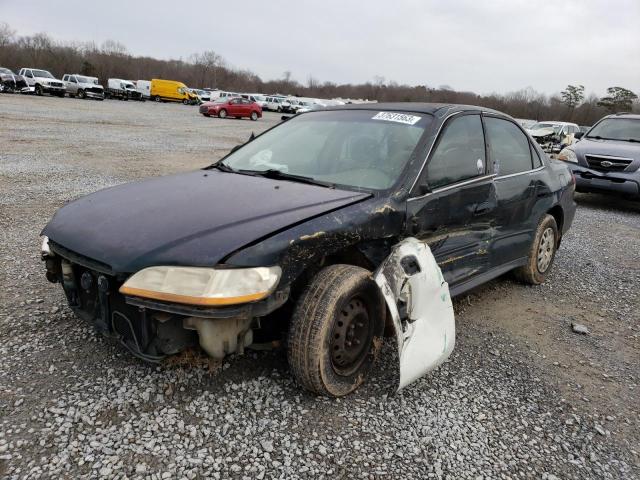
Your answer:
[483,115,542,266]
[407,113,497,288]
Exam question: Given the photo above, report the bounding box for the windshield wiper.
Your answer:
[238,169,335,188]
[209,161,236,173]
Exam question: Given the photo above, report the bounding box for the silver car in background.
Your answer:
[62,74,104,100]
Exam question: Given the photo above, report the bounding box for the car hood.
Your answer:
[528,127,557,138]
[43,170,369,273]
[79,82,103,88]
[574,137,640,161]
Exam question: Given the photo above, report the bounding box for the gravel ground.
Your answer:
[1,94,638,479]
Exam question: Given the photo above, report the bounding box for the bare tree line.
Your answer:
[0,23,637,125]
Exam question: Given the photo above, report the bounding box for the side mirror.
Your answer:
[415,183,430,196]
[575,132,584,140]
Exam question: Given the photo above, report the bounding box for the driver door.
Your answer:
[406,113,497,290]
[227,99,241,116]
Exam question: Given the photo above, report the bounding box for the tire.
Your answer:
[218,109,227,119]
[250,111,258,121]
[154,96,161,102]
[514,214,558,285]
[182,99,188,105]
[277,106,282,112]
[35,85,43,96]
[287,264,385,397]
[78,89,85,99]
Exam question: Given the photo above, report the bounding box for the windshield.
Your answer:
[76,76,92,83]
[530,123,562,134]
[587,118,640,141]
[32,69,54,78]
[253,95,266,101]
[0,68,12,74]
[212,98,227,103]
[221,110,432,190]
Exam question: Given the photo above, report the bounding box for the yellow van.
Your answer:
[150,79,198,104]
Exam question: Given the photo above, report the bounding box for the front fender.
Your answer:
[224,196,405,287]
[374,238,455,391]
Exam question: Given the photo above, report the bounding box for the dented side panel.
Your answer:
[375,238,455,391]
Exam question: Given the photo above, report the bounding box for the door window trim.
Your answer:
[408,173,496,201]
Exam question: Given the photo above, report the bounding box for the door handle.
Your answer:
[473,202,492,215]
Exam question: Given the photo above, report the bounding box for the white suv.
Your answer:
[18,68,66,97]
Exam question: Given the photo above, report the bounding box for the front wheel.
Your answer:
[287,264,385,397]
[182,99,189,105]
[78,89,85,99]
[514,214,558,285]
[35,85,43,96]
[250,111,258,121]
[154,95,161,102]
[218,109,227,119]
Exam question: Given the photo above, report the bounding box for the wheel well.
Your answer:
[289,246,396,336]
[547,205,564,245]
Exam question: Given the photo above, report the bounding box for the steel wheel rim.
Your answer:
[537,227,555,273]
[330,295,372,376]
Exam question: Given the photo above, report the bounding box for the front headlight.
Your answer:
[557,148,578,163]
[119,266,281,306]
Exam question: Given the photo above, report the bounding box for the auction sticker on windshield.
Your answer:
[372,112,422,125]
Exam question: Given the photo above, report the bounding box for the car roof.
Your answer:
[318,102,505,117]
[534,121,577,126]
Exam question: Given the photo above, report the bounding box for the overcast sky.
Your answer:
[2,0,639,95]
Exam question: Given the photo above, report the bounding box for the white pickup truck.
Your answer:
[18,68,66,97]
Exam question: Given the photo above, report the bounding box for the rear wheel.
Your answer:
[218,109,227,119]
[287,264,385,397]
[514,214,558,285]
[250,111,258,121]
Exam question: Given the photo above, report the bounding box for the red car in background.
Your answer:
[199,97,262,121]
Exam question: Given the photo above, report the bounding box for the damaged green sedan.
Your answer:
[41,103,576,396]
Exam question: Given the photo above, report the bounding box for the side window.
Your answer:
[425,114,486,189]
[70,76,77,83]
[484,117,533,176]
